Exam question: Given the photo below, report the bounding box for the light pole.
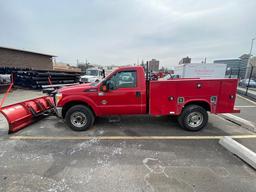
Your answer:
[245,37,255,95]
[245,38,255,78]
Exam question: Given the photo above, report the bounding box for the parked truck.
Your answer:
[53,66,239,132]
[80,67,104,83]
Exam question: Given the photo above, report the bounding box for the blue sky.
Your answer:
[0,0,256,67]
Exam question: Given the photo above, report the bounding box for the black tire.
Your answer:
[65,105,95,131]
[178,105,208,131]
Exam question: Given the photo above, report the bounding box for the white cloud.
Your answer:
[0,0,255,67]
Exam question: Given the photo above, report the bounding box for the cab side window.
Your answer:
[108,71,137,89]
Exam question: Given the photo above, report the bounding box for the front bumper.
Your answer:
[56,107,63,118]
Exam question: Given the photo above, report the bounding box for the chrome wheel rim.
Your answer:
[70,112,87,128]
[186,112,203,128]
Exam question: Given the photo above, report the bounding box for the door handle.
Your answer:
[136,91,141,97]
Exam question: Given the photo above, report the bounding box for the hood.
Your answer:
[58,83,94,94]
[81,75,97,79]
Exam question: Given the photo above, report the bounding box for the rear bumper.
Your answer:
[231,108,240,113]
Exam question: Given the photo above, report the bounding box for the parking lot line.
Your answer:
[235,105,256,108]
[237,94,256,105]
[9,134,256,140]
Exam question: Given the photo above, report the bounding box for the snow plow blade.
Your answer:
[0,96,55,133]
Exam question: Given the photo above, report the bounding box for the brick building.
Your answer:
[0,46,55,70]
[148,59,159,72]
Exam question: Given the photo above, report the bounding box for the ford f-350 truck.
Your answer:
[54,66,239,132]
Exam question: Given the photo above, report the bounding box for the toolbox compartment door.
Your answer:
[216,79,238,113]
[149,81,177,116]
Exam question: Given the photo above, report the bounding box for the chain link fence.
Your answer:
[226,66,256,99]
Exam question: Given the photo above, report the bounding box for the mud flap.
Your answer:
[0,96,55,133]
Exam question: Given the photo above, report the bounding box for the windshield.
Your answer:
[90,78,105,86]
[90,69,116,86]
[86,70,98,76]
[163,74,171,80]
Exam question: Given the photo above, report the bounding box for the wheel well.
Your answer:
[62,101,95,118]
[184,101,211,111]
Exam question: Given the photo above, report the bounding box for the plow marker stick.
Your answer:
[0,74,14,108]
[48,76,52,85]
[0,74,56,133]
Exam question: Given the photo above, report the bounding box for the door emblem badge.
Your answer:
[101,100,108,105]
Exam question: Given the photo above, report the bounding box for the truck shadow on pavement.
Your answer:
[10,114,232,137]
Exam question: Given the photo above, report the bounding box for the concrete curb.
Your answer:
[219,136,256,169]
[237,89,256,102]
[220,114,256,133]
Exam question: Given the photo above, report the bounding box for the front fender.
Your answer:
[58,95,100,116]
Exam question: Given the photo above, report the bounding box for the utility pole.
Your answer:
[245,38,255,79]
[245,66,254,95]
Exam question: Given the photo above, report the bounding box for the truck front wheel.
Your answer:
[178,105,208,131]
[65,105,95,131]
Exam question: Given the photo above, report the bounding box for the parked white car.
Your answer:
[239,79,256,88]
[80,68,104,83]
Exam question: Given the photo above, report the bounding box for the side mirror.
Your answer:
[101,85,108,92]
[100,81,108,92]
[100,80,115,92]
[106,81,115,90]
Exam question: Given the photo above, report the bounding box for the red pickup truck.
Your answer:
[54,66,239,131]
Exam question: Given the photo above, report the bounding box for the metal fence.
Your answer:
[226,66,256,99]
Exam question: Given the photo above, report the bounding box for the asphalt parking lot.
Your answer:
[233,94,256,126]
[0,89,256,192]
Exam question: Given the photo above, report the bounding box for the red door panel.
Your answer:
[97,88,143,115]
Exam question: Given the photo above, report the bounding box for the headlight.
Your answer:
[55,93,62,105]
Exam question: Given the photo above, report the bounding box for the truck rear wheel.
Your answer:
[65,105,95,131]
[178,105,208,131]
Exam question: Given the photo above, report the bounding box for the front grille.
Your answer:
[81,77,88,82]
